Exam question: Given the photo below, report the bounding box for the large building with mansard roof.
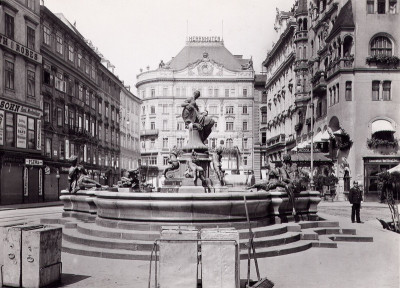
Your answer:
[136,37,255,186]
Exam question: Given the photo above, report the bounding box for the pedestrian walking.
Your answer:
[349,180,364,223]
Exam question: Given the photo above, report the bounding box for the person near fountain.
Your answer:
[186,151,212,193]
[349,180,364,223]
[278,157,297,216]
[163,146,180,178]
[68,155,102,193]
[181,90,215,143]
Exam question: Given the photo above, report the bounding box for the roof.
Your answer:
[255,74,268,85]
[167,41,249,71]
[296,0,308,14]
[326,0,355,41]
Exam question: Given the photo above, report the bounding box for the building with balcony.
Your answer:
[136,37,255,183]
[261,0,400,200]
[0,0,43,205]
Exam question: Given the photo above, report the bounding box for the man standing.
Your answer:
[349,181,364,223]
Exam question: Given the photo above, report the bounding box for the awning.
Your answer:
[321,130,331,141]
[333,128,344,136]
[291,140,311,151]
[388,164,400,174]
[371,120,395,134]
[313,131,325,143]
[290,152,332,163]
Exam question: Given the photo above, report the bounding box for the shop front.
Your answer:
[364,157,400,200]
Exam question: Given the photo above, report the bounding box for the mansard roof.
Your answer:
[326,0,355,42]
[167,40,251,71]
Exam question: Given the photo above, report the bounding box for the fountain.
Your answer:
[54,90,322,260]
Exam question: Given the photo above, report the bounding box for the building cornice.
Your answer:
[136,77,254,88]
[265,52,296,89]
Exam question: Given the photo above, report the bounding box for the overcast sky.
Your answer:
[44,0,294,93]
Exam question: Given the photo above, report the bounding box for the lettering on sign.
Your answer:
[0,99,42,118]
[0,110,4,145]
[0,33,42,63]
[188,36,221,42]
[25,159,43,166]
[24,167,29,196]
[16,115,27,149]
[39,168,43,196]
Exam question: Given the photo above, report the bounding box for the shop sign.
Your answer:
[24,167,28,196]
[61,167,70,172]
[365,158,400,163]
[65,139,70,159]
[36,119,41,150]
[0,110,4,145]
[0,99,42,118]
[16,115,27,148]
[25,159,43,166]
[44,166,50,175]
[0,33,42,63]
[39,169,43,196]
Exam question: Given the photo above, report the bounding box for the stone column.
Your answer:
[201,228,240,288]
[159,226,198,288]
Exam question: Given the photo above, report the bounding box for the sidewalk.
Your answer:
[0,201,62,211]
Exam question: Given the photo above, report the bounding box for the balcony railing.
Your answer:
[294,30,308,42]
[326,56,354,78]
[266,133,285,148]
[140,129,159,137]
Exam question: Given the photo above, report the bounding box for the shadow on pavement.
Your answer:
[48,273,91,287]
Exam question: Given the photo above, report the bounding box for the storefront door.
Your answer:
[24,167,41,203]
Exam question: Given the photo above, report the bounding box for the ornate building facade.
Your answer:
[136,37,255,186]
[262,0,400,200]
[0,0,43,205]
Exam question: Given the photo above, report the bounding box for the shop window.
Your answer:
[372,81,380,100]
[27,118,35,149]
[345,81,352,101]
[44,102,50,123]
[27,26,35,50]
[5,14,14,39]
[367,0,375,13]
[5,61,14,90]
[45,138,52,157]
[26,70,35,98]
[383,81,391,100]
[5,113,15,147]
[57,107,63,126]
[371,36,392,56]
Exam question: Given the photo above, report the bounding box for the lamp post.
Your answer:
[56,168,60,199]
[310,84,315,190]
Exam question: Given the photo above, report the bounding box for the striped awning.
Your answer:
[371,120,395,134]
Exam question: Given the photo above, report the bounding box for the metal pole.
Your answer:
[310,86,315,190]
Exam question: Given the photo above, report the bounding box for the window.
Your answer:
[177,122,184,130]
[5,61,14,90]
[209,105,217,114]
[226,122,234,131]
[163,157,169,166]
[56,34,63,55]
[242,105,248,114]
[27,118,35,149]
[225,106,234,114]
[372,81,380,100]
[210,138,217,149]
[78,53,82,68]
[243,121,248,131]
[261,112,267,123]
[5,113,15,147]
[389,0,397,13]
[98,102,102,115]
[27,26,35,50]
[85,90,90,105]
[243,138,248,149]
[378,0,386,13]
[371,36,392,56]
[243,89,248,97]
[163,120,168,130]
[162,104,168,113]
[151,89,155,98]
[177,138,185,148]
[45,138,52,157]
[105,105,109,118]
[43,26,51,45]
[27,0,35,10]
[383,81,391,100]
[5,14,14,39]
[163,87,168,96]
[214,88,219,97]
[226,139,233,148]
[59,139,65,160]
[345,81,352,101]
[243,156,248,166]
[69,110,75,128]
[149,156,157,165]
[163,138,168,149]
[57,107,63,126]
[150,106,155,114]
[367,0,375,13]
[68,45,74,62]
[261,132,266,145]
[230,89,235,97]
[225,89,230,97]
[175,88,181,97]
[44,102,50,123]
[26,70,35,97]
[150,122,155,130]
[336,84,340,104]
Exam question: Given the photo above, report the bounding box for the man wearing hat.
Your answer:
[348,180,364,223]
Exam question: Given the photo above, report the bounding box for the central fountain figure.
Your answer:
[181,90,215,143]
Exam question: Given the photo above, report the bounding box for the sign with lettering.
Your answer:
[0,99,42,118]
[39,168,43,196]
[0,33,42,64]
[65,139,69,159]
[188,36,222,42]
[25,159,43,166]
[365,158,400,163]
[16,115,27,148]
[24,167,28,196]
[0,110,4,146]
[36,119,41,150]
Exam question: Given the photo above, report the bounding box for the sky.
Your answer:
[44,0,295,93]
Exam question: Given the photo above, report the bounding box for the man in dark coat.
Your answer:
[348,180,364,223]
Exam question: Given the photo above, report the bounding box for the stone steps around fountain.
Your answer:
[239,232,301,249]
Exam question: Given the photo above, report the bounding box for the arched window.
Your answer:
[371,36,392,56]
[303,19,308,31]
[343,35,353,57]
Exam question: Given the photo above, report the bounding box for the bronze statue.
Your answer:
[119,169,140,190]
[211,146,225,185]
[163,147,180,178]
[68,155,102,193]
[181,90,215,143]
[185,151,211,193]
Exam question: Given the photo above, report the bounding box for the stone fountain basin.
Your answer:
[93,191,271,222]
